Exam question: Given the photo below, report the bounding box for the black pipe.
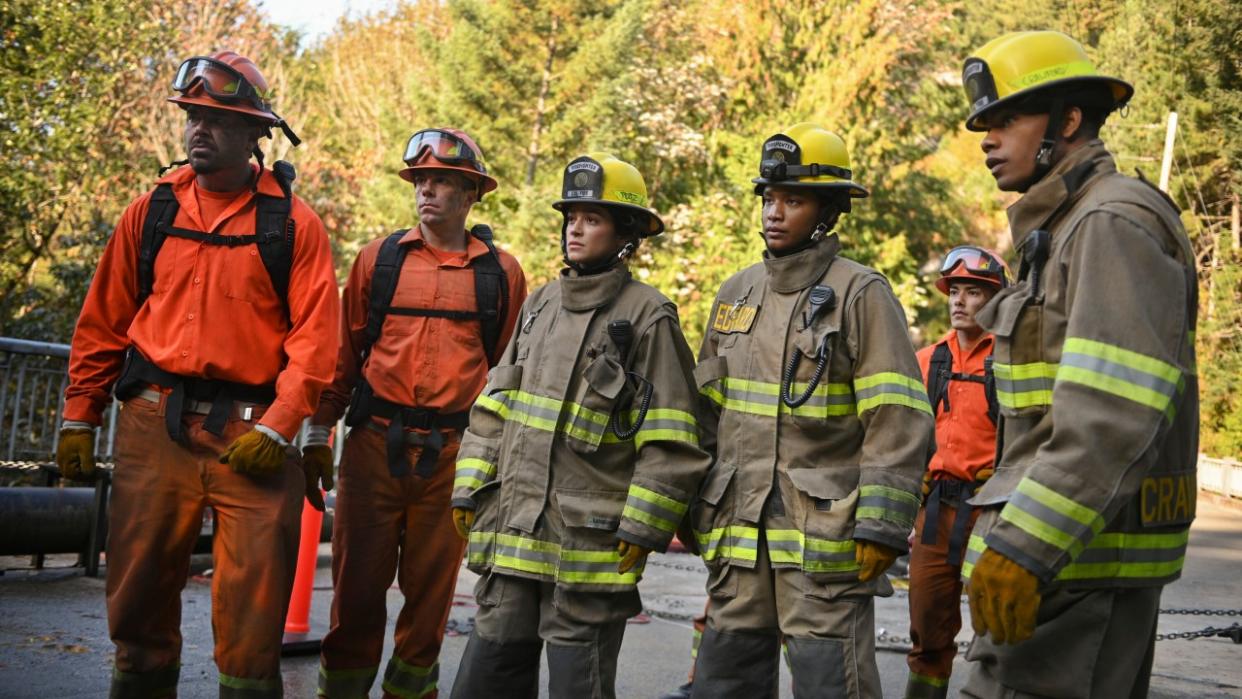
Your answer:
[0,487,335,556]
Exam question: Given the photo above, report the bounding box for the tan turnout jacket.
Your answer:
[964,140,1198,589]
[693,235,933,583]
[453,265,712,591]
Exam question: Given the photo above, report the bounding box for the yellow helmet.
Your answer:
[963,31,1132,132]
[751,123,869,198]
[552,152,664,236]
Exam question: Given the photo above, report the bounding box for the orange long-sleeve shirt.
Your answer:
[917,330,997,482]
[312,226,527,426]
[64,165,341,440]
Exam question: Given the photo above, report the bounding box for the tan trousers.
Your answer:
[319,427,466,699]
[451,573,641,699]
[961,585,1161,699]
[692,536,883,699]
[107,396,303,698]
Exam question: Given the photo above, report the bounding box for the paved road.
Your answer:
[2,498,1239,698]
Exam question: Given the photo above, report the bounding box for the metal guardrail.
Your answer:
[1199,455,1242,500]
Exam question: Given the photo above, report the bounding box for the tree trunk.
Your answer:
[525,16,558,187]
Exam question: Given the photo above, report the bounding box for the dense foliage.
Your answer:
[1,0,1238,455]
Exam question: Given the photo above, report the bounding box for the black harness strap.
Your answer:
[115,349,276,442]
[137,162,297,317]
[926,340,998,426]
[349,224,508,478]
[921,478,979,567]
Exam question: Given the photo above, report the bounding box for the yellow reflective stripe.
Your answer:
[467,531,640,585]
[453,457,496,492]
[218,673,280,691]
[700,378,855,418]
[993,361,1057,408]
[908,671,949,688]
[1054,530,1189,582]
[853,372,933,415]
[857,484,920,528]
[999,478,1105,559]
[1058,337,1183,416]
[623,484,688,533]
[633,408,700,448]
[763,529,859,573]
[1012,59,1097,89]
[960,533,987,580]
[382,657,438,699]
[696,525,760,562]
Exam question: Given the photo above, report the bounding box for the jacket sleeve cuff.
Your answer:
[616,528,664,552]
[853,525,910,555]
[451,497,477,511]
[62,396,104,427]
[618,482,688,553]
[454,436,500,497]
[258,401,303,443]
[985,474,1109,582]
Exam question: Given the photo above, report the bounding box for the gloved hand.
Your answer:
[300,444,335,512]
[617,539,651,574]
[56,427,97,481]
[855,539,900,582]
[452,507,476,541]
[219,429,287,475]
[921,470,934,496]
[968,548,1040,644]
[975,467,995,482]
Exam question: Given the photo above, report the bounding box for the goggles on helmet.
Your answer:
[758,135,852,183]
[173,56,272,114]
[940,245,1009,287]
[403,129,489,175]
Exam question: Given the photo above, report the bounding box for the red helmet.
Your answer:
[935,245,1010,295]
[169,52,278,122]
[398,128,499,197]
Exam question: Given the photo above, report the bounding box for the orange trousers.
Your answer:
[106,396,304,698]
[905,501,981,699]
[318,426,466,699]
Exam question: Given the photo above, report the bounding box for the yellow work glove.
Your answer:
[452,507,476,541]
[975,467,995,482]
[968,548,1040,645]
[55,428,97,481]
[855,540,900,582]
[218,429,287,475]
[300,445,335,512]
[921,470,934,497]
[617,540,651,574]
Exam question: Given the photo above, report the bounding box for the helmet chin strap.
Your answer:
[763,222,831,258]
[1027,93,1066,189]
[560,216,632,275]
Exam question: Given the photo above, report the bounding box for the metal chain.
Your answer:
[1160,608,1242,617]
[1155,624,1242,643]
[646,558,707,574]
[642,607,702,623]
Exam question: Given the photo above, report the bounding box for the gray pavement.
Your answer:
[1,498,1240,698]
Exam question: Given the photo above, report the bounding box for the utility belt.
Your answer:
[345,378,469,479]
[115,348,275,443]
[921,476,985,567]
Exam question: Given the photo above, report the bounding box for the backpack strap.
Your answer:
[926,340,952,416]
[253,161,296,319]
[137,184,179,305]
[983,353,999,426]
[469,223,509,367]
[363,229,413,359]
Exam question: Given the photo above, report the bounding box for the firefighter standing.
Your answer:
[307,128,527,698]
[905,246,1009,699]
[55,52,339,697]
[958,31,1198,697]
[690,123,933,698]
[449,153,712,699]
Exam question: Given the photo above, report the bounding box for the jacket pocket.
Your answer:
[565,354,626,455]
[464,478,504,575]
[980,282,1052,418]
[556,488,627,534]
[694,355,728,406]
[787,321,847,428]
[786,467,860,576]
[691,461,739,568]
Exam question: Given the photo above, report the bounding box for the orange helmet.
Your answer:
[169,52,300,145]
[398,128,499,197]
[935,245,1010,295]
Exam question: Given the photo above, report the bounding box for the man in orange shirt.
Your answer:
[305,128,526,699]
[905,246,1009,699]
[54,52,340,697]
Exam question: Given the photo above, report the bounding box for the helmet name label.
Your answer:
[568,161,601,173]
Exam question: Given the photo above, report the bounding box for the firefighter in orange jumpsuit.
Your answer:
[306,128,527,699]
[55,51,339,698]
[905,246,1008,698]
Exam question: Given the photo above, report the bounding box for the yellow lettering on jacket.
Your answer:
[712,304,757,334]
[1140,473,1196,525]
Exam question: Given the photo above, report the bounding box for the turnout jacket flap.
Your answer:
[453,265,712,591]
[695,236,932,580]
[966,141,1198,589]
